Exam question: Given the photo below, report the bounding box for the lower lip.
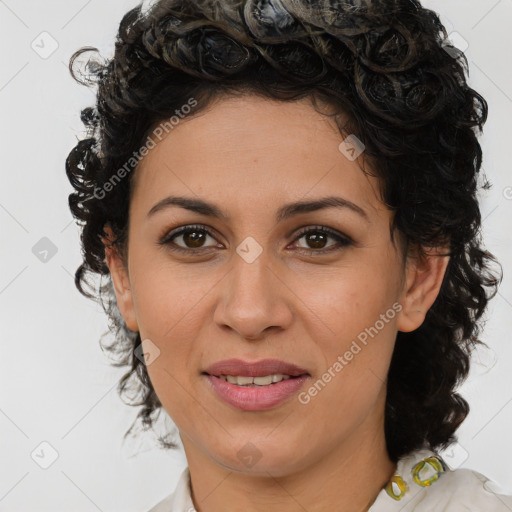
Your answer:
[204,374,309,411]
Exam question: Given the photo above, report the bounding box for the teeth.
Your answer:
[219,374,292,386]
[254,375,273,385]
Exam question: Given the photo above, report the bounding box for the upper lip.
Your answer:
[203,358,309,377]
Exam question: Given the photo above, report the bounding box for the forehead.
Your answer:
[131,94,385,221]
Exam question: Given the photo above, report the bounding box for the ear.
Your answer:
[396,244,450,333]
[102,224,139,332]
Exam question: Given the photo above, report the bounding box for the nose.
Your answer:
[213,252,294,341]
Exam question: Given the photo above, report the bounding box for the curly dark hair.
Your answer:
[65,0,502,463]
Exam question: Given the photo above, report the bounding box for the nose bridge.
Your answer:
[215,245,292,338]
[229,246,275,313]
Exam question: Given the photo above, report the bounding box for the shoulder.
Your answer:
[145,467,194,512]
[370,448,512,512]
[423,466,512,510]
[145,493,175,512]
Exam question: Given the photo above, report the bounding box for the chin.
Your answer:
[207,435,311,477]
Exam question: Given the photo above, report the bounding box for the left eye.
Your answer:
[293,226,352,253]
[159,224,352,254]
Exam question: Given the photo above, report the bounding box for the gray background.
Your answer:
[1,0,511,510]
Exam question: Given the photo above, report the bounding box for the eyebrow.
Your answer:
[147,195,370,223]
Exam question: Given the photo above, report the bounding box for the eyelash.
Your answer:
[158,224,352,256]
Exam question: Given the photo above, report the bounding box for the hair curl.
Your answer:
[66,0,502,462]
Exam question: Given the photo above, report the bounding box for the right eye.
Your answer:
[159,224,221,253]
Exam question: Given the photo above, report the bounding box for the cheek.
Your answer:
[297,267,399,399]
[129,265,209,407]
[130,257,213,341]
[298,319,396,437]
[293,263,398,339]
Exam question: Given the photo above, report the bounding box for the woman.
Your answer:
[65,0,512,510]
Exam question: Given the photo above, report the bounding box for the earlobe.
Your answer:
[102,224,139,333]
[396,245,450,333]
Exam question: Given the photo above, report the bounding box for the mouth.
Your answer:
[214,374,298,386]
[203,358,310,378]
[202,358,310,411]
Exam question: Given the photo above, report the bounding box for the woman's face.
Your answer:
[106,94,448,477]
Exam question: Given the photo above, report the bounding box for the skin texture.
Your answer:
[103,94,450,512]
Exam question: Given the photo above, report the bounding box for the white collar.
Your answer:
[147,448,512,511]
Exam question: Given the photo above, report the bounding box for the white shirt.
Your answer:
[146,448,512,511]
